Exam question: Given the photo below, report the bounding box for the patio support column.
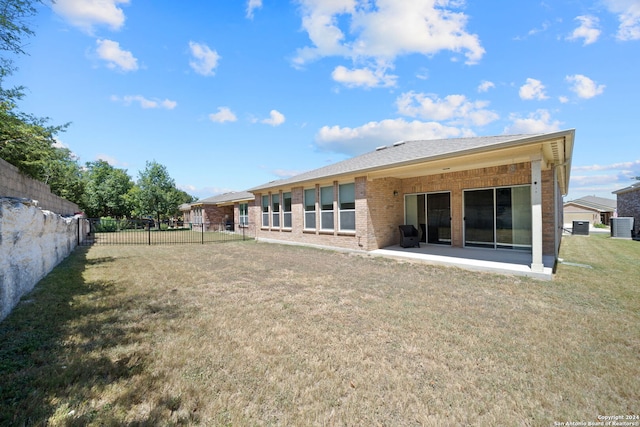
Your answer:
[531,155,544,273]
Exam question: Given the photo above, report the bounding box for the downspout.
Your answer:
[553,161,570,264]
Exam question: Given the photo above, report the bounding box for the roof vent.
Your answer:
[392,141,406,147]
[375,145,388,151]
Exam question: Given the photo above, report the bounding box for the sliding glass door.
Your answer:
[496,186,532,249]
[464,189,495,248]
[426,193,451,244]
[464,186,532,250]
[404,192,450,245]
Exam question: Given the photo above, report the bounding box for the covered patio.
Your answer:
[371,244,555,280]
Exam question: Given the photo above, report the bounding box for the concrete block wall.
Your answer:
[0,197,87,321]
[0,157,80,216]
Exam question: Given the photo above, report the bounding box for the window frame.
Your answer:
[338,182,356,232]
[304,188,317,230]
[271,193,280,228]
[239,202,249,227]
[261,195,269,228]
[283,192,292,229]
[320,185,335,231]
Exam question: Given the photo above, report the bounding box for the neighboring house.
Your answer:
[613,182,640,236]
[183,191,255,232]
[563,196,617,226]
[179,203,192,224]
[248,130,575,274]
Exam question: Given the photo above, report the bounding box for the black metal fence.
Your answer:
[78,218,256,246]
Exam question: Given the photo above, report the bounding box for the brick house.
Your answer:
[613,182,640,236]
[248,130,575,274]
[182,191,255,232]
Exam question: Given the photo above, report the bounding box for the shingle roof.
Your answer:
[613,182,640,195]
[194,191,254,205]
[249,132,555,191]
[565,196,616,212]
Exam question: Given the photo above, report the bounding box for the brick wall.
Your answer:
[254,185,366,251]
[616,186,640,234]
[363,177,403,250]
[541,169,556,256]
[251,161,560,257]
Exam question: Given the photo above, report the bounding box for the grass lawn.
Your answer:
[1,234,638,426]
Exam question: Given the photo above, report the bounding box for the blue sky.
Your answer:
[10,0,640,201]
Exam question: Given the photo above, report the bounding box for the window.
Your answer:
[261,195,269,227]
[272,193,280,228]
[339,183,355,231]
[283,192,292,228]
[239,203,249,226]
[304,188,316,229]
[320,185,334,230]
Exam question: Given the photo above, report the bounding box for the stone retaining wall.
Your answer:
[0,197,88,321]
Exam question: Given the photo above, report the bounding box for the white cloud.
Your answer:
[293,0,484,78]
[52,0,129,33]
[567,159,640,199]
[112,95,177,110]
[603,0,640,40]
[261,110,286,126]
[477,80,495,93]
[519,78,548,100]
[396,91,499,126]
[95,153,119,165]
[246,0,263,19]
[188,41,221,76]
[566,74,605,99]
[331,65,397,88]
[209,107,237,123]
[567,15,601,45]
[52,139,69,149]
[504,109,561,134]
[527,21,551,37]
[559,96,569,103]
[315,118,475,156]
[96,39,138,71]
[572,160,640,172]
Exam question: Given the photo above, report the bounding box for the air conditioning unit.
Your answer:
[572,221,589,235]
[610,217,634,238]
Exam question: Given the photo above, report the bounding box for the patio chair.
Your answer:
[399,225,420,248]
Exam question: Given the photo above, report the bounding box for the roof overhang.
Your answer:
[250,130,575,195]
[371,130,574,194]
[613,182,640,195]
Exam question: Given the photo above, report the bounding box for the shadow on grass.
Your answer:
[0,246,196,426]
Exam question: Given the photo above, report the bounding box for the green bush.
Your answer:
[94,217,117,232]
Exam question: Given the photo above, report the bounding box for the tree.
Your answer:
[82,160,134,218]
[1,0,79,202]
[132,161,184,227]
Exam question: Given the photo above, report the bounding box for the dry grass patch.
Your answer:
[1,234,638,426]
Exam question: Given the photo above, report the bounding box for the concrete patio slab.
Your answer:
[370,244,555,280]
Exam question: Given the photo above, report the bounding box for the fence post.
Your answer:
[201,222,204,244]
[148,224,151,245]
[77,218,80,246]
